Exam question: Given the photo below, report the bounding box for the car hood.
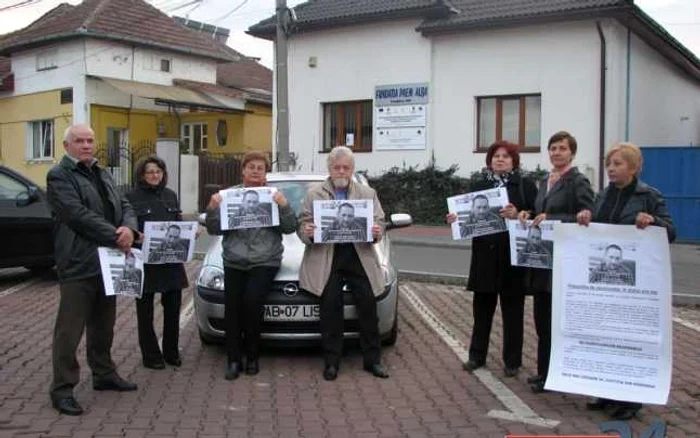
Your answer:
[202,233,391,282]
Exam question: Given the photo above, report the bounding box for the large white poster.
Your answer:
[447,187,508,240]
[219,187,279,231]
[374,83,428,151]
[142,221,197,264]
[547,223,672,405]
[98,248,144,298]
[313,199,373,243]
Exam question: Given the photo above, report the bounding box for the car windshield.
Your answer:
[267,181,318,216]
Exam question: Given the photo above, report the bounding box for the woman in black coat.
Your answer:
[126,156,189,369]
[447,141,538,377]
[518,131,595,392]
[577,142,675,420]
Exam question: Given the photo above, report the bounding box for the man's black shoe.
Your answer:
[52,396,84,416]
[246,358,259,375]
[323,364,338,381]
[527,374,543,384]
[225,362,240,380]
[143,359,166,370]
[462,360,484,373]
[93,376,138,392]
[164,356,182,367]
[586,397,611,411]
[503,367,519,378]
[363,363,389,379]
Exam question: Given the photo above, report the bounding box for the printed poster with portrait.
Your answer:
[98,247,144,298]
[507,219,560,269]
[447,187,508,240]
[142,221,197,264]
[547,223,672,405]
[219,187,279,231]
[313,199,373,243]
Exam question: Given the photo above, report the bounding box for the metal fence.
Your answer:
[94,141,156,194]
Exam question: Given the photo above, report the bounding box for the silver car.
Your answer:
[195,173,412,346]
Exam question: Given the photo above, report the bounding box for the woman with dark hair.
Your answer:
[205,151,298,380]
[518,131,595,392]
[577,142,675,420]
[447,140,538,377]
[126,155,189,369]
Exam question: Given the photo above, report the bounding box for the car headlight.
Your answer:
[382,265,396,287]
[198,266,225,290]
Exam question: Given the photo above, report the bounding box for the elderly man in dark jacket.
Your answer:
[47,124,139,416]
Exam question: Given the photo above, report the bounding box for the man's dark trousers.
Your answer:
[320,244,380,367]
[51,275,118,400]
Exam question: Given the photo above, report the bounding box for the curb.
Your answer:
[392,238,471,249]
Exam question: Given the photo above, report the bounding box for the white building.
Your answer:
[249,0,700,189]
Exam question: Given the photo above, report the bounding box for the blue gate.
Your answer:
[640,147,700,243]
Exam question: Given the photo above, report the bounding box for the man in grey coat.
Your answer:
[47,124,139,416]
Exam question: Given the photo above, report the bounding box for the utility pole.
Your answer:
[275,0,290,171]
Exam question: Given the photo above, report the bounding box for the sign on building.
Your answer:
[374,83,428,150]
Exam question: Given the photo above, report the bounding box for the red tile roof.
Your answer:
[0,0,237,62]
[217,58,272,95]
[175,78,272,106]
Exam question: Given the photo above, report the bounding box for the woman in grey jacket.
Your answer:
[205,152,297,380]
[518,131,595,393]
[577,142,675,420]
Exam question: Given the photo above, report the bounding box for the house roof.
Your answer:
[248,0,700,81]
[247,0,455,38]
[0,0,238,62]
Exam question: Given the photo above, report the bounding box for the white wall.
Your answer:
[10,40,87,123]
[431,20,605,182]
[180,154,199,214]
[627,33,700,146]
[286,20,432,174]
[85,39,218,85]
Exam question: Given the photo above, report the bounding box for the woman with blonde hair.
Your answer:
[577,141,675,420]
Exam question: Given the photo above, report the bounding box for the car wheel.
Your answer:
[382,315,398,346]
[198,329,219,346]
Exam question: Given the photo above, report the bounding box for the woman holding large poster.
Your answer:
[518,131,595,393]
[127,156,189,370]
[446,141,537,377]
[576,142,675,420]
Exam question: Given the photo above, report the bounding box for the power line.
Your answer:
[211,0,249,24]
[164,0,202,13]
[0,0,42,13]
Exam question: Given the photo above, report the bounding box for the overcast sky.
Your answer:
[0,0,697,69]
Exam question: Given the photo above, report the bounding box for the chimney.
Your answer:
[174,16,231,45]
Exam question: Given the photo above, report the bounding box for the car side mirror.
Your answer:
[198,212,207,226]
[16,186,39,207]
[387,213,412,230]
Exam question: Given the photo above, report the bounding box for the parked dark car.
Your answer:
[0,165,54,271]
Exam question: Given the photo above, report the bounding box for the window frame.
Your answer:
[321,100,373,153]
[475,93,541,153]
[36,48,58,71]
[181,122,208,154]
[26,119,54,161]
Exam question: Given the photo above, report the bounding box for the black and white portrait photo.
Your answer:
[588,243,637,286]
[98,248,145,297]
[313,199,373,243]
[142,221,197,264]
[219,187,279,230]
[447,187,509,240]
[508,220,558,269]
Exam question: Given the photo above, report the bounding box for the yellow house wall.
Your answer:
[0,90,72,186]
[243,103,272,153]
[90,105,173,148]
[180,112,245,154]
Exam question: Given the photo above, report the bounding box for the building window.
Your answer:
[181,122,208,153]
[323,100,373,152]
[27,120,54,160]
[60,88,73,104]
[476,94,541,152]
[160,59,171,72]
[36,49,57,71]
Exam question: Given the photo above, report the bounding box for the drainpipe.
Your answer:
[595,21,607,190]
[625,28,631,141]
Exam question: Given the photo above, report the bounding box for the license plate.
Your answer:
[264,304,320,321]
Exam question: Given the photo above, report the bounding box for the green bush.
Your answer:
[366,163,547,225]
